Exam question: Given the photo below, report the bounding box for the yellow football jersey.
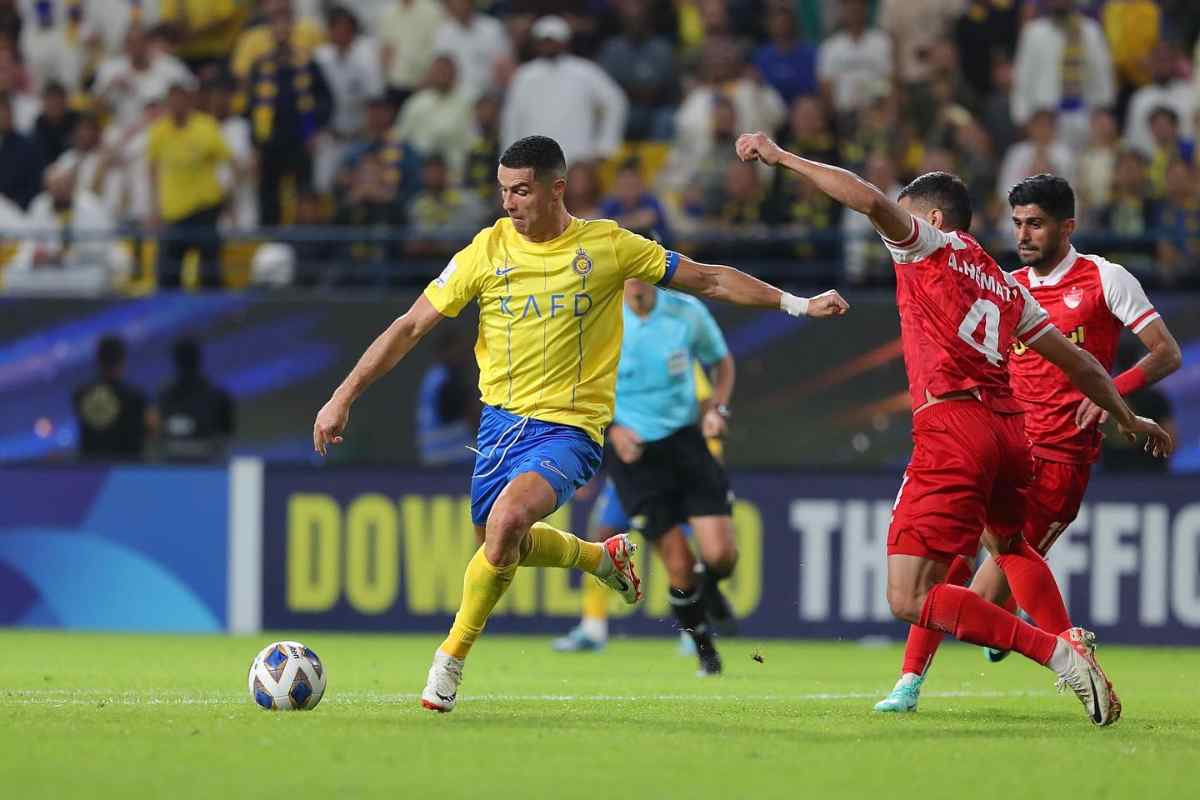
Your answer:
[424,217,675,444]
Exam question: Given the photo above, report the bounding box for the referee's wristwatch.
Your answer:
[714,404,732,420]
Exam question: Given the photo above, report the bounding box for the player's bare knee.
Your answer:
[886,586,923,624]
[485,505,535,548]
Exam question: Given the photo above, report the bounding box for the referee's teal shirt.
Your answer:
[613,289,729,442]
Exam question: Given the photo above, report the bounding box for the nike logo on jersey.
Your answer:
[495,265,516,277]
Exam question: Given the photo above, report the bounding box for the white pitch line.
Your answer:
[1,688,1054,706]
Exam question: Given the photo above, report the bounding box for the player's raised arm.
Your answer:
[668,255,849,319]
[313,294,444,455]
[1029,326,1173,457]
[736,131,913,243]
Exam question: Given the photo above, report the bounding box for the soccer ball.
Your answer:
[248,640,327,711]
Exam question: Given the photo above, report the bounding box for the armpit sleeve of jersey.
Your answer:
[1014,283,1054,344]
[423,241,483,318]
[1097,258,1159,333]
[613,225,679,285]
[879,215,949,263]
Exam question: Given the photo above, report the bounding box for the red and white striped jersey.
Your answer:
[882,216,1053,414]
[1010,247,1159,463]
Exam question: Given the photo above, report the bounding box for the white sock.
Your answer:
[594,547,615,578]
[899,672,922,686]
[1048,639,1073,673]
[581,617,607,642]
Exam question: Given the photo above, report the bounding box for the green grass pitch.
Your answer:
[2,630,1197,799]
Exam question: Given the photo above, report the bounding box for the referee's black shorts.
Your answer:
[605,424,733,540]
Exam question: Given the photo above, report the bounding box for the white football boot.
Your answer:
[420,649,465,713]
[596,534,643,604]
[1054,628,1121,727]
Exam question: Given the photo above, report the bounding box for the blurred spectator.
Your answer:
[313,5,384,192]
[337,95,420,218]
[978,51,1020,157]
[1011,0,1115,149]
[816,0,892,116]
[51,112,121,212]
[1125,41,1194,160]
[1145,106,1193,197]
[147,84,230,288]
[563,161,602,219]
[767,152,841,262]
[598,0,678,140]
[671,39,784,184]
[433,0,514,101]
[31,81,77,164]
[1098,148,1158,273]
[7,161,129,290]
[406,154,484,257]
[416,328,479,467]
[17,0,87,91]
[93,25,194,129]
[1077,108,1120,222]
[156,338,235,462]
[72,335,153,461]
[599,158,670,243]
[251,190,338,286]
[395,54,474,180]
[879,0,963,88]
[840,91,897,171]
[0,91,45,209]
[159,0,246,73]
[245,3,333,225]
[1101,338,1173,473]
[0,0,20,46]
[710,159,769,230]
[201,79,257,231]
[0,41,42,133]
[1101,0,1160,89]
[663,91,743,216]
[231,0,325,80]
[379,0,444,103]
[461,92,503,212]
[86,0,163,58]
[751,2,817,104]
[1154,159,1200,286]
[953,0,1021,100]
[842,151,897,283]
[777,95,838,165]
[502,15,627,165]
[996,109,1075,204]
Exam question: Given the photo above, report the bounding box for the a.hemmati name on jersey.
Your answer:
[948,253,1014,302]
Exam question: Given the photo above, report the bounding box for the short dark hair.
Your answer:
[1148,105,1180,127]
[897,171,972,231]
[499,135,567,182]
[1008,173,1075,220]
[98,335,126,371]
[172,338,201,374]
[326,5,359,31]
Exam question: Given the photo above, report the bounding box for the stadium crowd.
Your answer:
[0,0,1198,289]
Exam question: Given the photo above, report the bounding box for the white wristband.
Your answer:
[780,292,809,317]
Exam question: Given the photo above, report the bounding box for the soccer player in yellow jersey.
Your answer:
[312,136,849,713]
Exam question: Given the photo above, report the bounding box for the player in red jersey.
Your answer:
[736,132,1173,727]
[874,174,1182,712]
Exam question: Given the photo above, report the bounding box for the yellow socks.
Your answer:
[519,522,605,574]
[440,547,517,659]
[582,573,611,620]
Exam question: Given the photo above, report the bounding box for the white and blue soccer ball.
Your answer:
[248,641,327,711]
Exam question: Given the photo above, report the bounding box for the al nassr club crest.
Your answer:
[571,247,593,276]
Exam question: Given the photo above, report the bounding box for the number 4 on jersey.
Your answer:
[957,299,1003,365]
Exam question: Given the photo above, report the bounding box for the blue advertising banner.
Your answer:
[0,465,228,631]
[262,467,1200,645]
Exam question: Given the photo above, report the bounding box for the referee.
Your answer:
[606,278,737,676]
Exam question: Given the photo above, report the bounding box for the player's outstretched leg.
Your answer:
[875,556,971,712]
[890,556,1120,726]
[424,474,640,712]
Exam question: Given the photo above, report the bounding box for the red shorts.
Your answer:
[1022,458,1091,555]
[888,400,1033,563]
